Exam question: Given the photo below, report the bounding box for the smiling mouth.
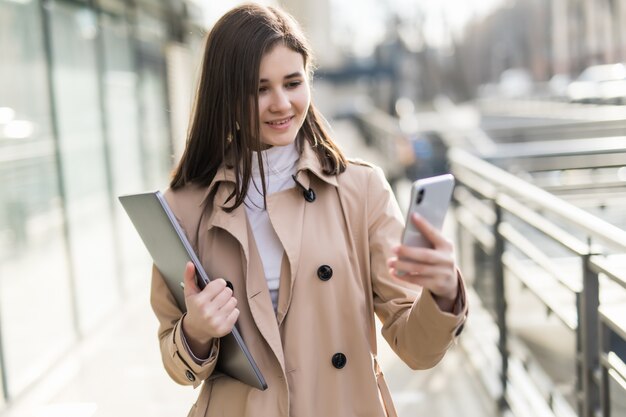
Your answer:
[265,116,294,126]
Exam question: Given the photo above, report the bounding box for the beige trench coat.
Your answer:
[150,141,467,417]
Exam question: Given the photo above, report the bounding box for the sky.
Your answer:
[330,0,507,55]
[192,0,506,56]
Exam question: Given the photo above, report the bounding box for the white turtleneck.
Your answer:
[244,141,299,312]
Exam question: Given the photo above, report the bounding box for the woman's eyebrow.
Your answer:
[259,72,304,83]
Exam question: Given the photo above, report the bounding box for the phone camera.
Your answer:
[416,188,425,205]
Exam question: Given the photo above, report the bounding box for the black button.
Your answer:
[185,370,196,382]
[225,280,234,291]
[332,353,347,369]
[317,265,333,281]
[303,188,316,202]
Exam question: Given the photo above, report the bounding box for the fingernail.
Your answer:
[391,246,399,254]
[412,212,421,220]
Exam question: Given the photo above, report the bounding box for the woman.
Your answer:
[150,4,467,416]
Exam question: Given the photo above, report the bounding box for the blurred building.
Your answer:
[450,0,626,98]
[0,0,204,408]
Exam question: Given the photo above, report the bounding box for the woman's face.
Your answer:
[257,44,311,147]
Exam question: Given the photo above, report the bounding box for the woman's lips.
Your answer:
[265,116,294,130]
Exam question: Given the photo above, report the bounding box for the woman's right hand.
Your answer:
[181,262,239,356]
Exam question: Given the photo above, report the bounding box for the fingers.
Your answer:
[219,307,240,336]
[202,278,228,300]
[209,283,235,310]
[183,262,200,297]
[388,234,457,296]
[195,279,238,315]
[410,213,451,249]
[393,245,452,266]
[184,275,239,339]
[388,259,451,278]
[388,241,459,301]
[390,268,457,299]
[205,296,239,337]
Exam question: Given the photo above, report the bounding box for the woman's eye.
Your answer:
[258,86,268,93]
[286,81,302,89]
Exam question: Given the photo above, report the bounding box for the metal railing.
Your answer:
[448,147,626,417]
[482,119,626,143]
[481,137,626,173]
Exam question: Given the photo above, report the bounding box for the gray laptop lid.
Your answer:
[119,191,267,390]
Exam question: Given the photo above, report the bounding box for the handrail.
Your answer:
[496,194,590,256]
[448,143,626,417]
[482,137,626,160]
[449,147,626,253]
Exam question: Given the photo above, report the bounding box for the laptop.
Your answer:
[119,191,267,391]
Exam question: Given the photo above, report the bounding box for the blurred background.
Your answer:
[1,0,626,416]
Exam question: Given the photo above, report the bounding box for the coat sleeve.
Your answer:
[367,167,468,370]
[150,264,220,387]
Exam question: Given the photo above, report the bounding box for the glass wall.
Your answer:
[99,9,150,292]
[49,1,120,333]
[0,0,76,398]
[0,0,186,403]
[136,8,173,190]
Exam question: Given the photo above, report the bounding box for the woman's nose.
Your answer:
[270,90,291,112]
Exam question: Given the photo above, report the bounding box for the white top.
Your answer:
[244,141,299,312]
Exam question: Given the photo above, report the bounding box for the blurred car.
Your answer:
[477,68,534,99]
[498,68,533,98]
[566,63,626,104]
[547,73,572,100]
[598,77,626,104]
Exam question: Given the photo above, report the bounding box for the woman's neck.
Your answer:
[251,141,299,179]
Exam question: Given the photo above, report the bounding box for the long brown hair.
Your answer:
[170,3,347,211]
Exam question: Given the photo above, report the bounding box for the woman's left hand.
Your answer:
[387,212,459,312]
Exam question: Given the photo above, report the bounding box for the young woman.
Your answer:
[150,4,467,416]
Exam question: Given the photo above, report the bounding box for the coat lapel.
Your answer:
[266,183,306,326]
[206,176,286,372]
[266,142,339,326]
[246,224,286,371]
[206,182,250,266]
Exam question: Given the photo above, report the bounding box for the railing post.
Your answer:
[577,254,600,417]
[599,319,611,417]
[493,200,508,411]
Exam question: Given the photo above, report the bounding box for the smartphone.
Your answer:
[398,174,455,275]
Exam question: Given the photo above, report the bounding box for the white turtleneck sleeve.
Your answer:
[244,141,299,312]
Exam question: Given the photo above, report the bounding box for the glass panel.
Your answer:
[0,0,75,398]
[138,60,172,189]
[100,11,151,292]
[136,10,172,189]
[49,2,119,333]
[98,0,126,16]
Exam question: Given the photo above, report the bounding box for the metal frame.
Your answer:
[449,147,626,417]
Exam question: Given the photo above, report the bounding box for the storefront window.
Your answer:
[0,0,75,397]
[100,10,151,292]
[49,1,119,333]
[136,9,172,190]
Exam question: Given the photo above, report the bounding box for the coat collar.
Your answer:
[206,138,338,198]
[201,138,338,248]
